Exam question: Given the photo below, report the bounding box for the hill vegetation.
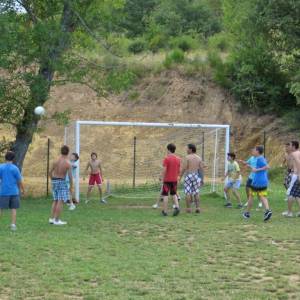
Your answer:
[0,0,299,165]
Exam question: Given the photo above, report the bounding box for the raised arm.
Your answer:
[67,164,73,191]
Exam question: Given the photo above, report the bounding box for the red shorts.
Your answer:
[89,173,103,186]
[161,182,177,196]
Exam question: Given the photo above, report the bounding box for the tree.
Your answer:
[0,0,124,169]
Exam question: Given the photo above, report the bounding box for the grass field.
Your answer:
[1,184,300,300]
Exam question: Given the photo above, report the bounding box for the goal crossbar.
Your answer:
[73,120,230,201]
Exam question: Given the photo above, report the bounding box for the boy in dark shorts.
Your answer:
[243,146,272,222]
[160,143,181,216]
[0,151,25,231]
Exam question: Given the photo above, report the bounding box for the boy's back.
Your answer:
[0,163,22,196]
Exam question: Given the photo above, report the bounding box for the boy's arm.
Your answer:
[49,162,55,178]
[18,180,25,195]
[67,165,73,191]
[179,159,187,179]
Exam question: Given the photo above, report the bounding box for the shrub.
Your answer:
[208,32,230,52]
[148,33,167,52]
[128,40,146,54]
[164,48,185,68]
[105,69,137,93]
[169,35,198,52]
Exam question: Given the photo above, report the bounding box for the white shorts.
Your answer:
[225,179,241,190]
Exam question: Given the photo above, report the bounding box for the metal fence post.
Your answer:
[46,138,50,196]
[133,136,136,188]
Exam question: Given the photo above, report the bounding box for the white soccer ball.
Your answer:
[34,106,45,116]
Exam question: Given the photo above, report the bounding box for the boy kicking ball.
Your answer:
[224,153,243,209]
[243,146,272,222]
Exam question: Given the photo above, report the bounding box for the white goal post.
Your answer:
[70,121,230,201]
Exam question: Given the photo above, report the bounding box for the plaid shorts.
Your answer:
[289,179,300,198]
[184,172,201,195]
[284,170,292,190]
[52,178,70,202]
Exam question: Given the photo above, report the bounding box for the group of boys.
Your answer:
[222,145,272,221]
[2,141,300,230]
[155,143,204,216]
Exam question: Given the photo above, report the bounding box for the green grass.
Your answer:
[1,183,300,300]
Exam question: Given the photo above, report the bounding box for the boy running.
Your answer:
[180,144,203,213]
[224,153,243,208]
[85,152,105,204]
[243,146,272,221]
[49,145,73,226]
[160,143,181,216]
[0,151,25,231]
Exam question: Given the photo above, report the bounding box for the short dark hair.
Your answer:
[255,145,264,155]
[167,143,176,153]
[72,153,79,161]
[5,151,15,161]
[227,152,236,160]
[91,152,97,158]
[291,141,299,150]
[61,145,70,155]
[187,144,196,153]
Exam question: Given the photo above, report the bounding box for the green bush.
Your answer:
[283,109,300,130]
[128,40,146,54]
[208,51,231,88]
[208,32,229,52]
[105,69,137,93]
[164,48,185,68]
[148,33,167,52]
[169,35,198,52]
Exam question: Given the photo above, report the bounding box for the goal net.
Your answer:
[64,121,230,202]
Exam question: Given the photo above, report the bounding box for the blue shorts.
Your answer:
[52,178,70,202]
[0,196,20,209]
[225,179,241,190]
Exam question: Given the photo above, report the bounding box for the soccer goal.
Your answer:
[64,121,230,201]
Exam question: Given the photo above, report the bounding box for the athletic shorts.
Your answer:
[250,187,268,197]
[0,196,20,209]
[289,179,300,198]
[161,182,177,196]
[52,178,69,202]
[184,172,201,195]
[225,179,241,190]
[284,170,292,190]
[246,178,253,188]
[89,173,103,186]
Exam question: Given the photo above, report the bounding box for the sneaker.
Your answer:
[69,204,76,211]
[243,212,250,219]
[237,204,243,209]
[264,210,272,222]
[282,211,293,217]
[173,207,180,216]
[195,209,201,214]
[258,202,263,208]
[152,203,159,209]
[49,218,55,224]
[10,224,17,231]
[53,220,67,225]
[100,199,107,204]
[162,211,168,217]
[224,202,232,208]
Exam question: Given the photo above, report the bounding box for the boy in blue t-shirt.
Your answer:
[243,146,272,222]
[0,151,25,231]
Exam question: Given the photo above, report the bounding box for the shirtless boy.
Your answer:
[49,145,73,225]
[85,152,105,204]
[283,141,300,217]
[180,144,203,213]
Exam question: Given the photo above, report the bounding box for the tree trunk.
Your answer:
[12,121,37,170]
[11,2,76,170]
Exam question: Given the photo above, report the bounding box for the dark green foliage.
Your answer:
[164,49,185,68]
[169,35,198,52]
[128,40,146,54]
[105,69,137,93]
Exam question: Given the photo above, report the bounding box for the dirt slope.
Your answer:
[2,70,292,195]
